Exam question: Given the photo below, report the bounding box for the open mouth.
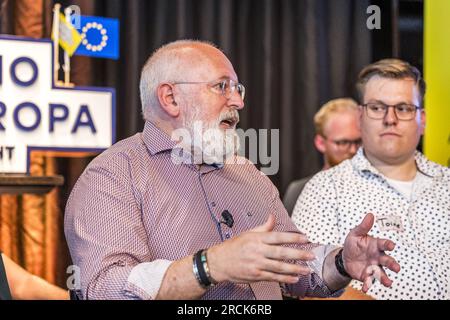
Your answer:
[220,118,238,129]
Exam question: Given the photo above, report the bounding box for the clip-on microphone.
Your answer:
[220,210,234,228]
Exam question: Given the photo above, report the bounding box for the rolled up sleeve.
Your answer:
[267,178,343,298]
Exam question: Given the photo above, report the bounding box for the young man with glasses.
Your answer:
[65,41,400,300]
[283,98,361,217]
[314,98,362,170]
[292,59,450,300]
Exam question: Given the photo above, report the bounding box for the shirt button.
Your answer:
[225,233,231,239]
[211,202,216,207]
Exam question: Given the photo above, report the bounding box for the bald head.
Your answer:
[139,40,231,121]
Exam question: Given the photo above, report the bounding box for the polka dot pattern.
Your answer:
[292,148,450,300]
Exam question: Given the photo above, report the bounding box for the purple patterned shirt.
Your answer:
[65,121,338,300]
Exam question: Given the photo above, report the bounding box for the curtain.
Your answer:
[65,0,372,192]
[1,0,372,285]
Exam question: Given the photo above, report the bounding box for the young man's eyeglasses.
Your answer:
[361,102,422,121]
[173,79,246,101]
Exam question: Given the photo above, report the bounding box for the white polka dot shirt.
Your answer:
[292,148,450,300]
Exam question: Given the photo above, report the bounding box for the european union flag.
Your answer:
[74,15,119,60]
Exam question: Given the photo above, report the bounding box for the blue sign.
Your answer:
[0,35,116,173]
[75,15,119,60]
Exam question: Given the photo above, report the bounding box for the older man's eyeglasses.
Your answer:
[173,79,246,100]
[362,102,421,121]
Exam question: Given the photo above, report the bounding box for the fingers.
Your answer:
[260,231,309,245]
[257,270,300,284]
[351,213,375,237]
[378,268,393,288]
[379,255,401,273]
[251,214,276,233]
[264,244,316,262]
[377,238,396,252]
[361,262,397,292]
[362,276,374,293]
[262,259,311,277]
[361,265,382,292]
[361,275,389,293]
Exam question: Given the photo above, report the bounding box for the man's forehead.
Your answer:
[325,111,360,134]
[364,77,419,96]
[364,76,420,102]
[178,46,238,81]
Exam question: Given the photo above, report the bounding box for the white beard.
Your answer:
[181,107,240,165]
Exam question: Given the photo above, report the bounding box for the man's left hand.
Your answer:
[343,213,401,292]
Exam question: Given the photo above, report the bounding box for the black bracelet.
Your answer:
[192,253,204,287]
[335,248,351,278]
[201,250,217,286]
[193,249,213,288]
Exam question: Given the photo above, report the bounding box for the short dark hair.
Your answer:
[356,59,426,107]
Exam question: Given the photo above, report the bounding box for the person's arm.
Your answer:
[2,254,69,300]
[322,248,352,291]
[287,175,400,297]
[66,160,315,300]
[262,176,344,299]
[65,160,171,300]
[290,172,373,299]
[156,214,314,299]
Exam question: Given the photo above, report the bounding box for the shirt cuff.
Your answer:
[307,244,340,280]
[124,259,173,300]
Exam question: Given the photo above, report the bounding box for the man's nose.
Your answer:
[383,106,398,126]
[228,90,245,110]
[349,142,359,154]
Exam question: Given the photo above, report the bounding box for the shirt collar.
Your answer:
[352,147,444,178]
[142,121,178,156]
[142,121,224,172]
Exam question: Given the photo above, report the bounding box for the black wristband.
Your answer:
[200,250,217,286]
[193,249,213,288]
[335,248,351,278]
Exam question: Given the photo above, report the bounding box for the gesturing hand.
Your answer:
[342,213,401,292]
[207,214,316,285]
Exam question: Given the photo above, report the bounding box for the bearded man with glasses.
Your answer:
[65,41,400,300]
[292,59,450,300]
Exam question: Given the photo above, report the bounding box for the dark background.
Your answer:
[1,0,424,194]
[0,0,424,287]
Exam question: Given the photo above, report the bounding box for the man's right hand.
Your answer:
[207,214,315,285]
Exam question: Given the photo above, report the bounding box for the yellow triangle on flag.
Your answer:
[52,13,82,56]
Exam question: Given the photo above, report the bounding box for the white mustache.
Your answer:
[219,110,240,124]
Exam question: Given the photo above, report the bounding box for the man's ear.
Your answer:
[314,134,327,153]
[157,83,180,117]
